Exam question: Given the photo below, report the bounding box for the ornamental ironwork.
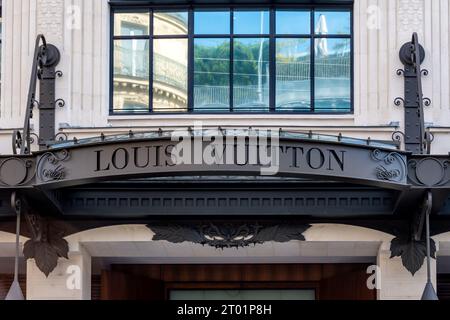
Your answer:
[148,222,311,249]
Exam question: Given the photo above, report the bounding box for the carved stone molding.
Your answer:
[390,235,436,276]
[23,213,69,277]
[148,222,311,249]
[37,0,64,45]
[397,0,424,35]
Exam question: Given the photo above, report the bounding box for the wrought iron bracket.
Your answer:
[12,35,62,155]
[395,33,432,155]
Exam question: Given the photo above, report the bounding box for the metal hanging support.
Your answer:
[421,191,438,300]
[5,192,25,300]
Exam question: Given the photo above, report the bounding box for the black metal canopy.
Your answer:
[0,32,449,278]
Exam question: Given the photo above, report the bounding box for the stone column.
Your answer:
[26,244,91,300]
[377,241,437,300]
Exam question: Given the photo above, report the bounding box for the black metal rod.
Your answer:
[425,191,432,282]
[13,199,20,283]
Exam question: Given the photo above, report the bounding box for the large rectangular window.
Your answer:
[111,7,352,114]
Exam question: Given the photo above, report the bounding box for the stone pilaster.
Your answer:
[377,241,437,300]
[26,244,91,300]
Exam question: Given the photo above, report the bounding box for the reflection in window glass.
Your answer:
[194,11,230,34]
[276,39,311,111]
[314,11,351,35]
[113,40,149,113]
[0,15,2,95]
[314,38,351,112]
[234,10,269,35]
[111,8,352,114]
[153,39,188,112]
[114,12,150,36]
[154,11,188,35]
[233,38,269,112]
[194,39,230,111]
[276,10,310,34]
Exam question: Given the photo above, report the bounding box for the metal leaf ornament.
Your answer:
[390,237,436,276]
[150,224,203,244]
[23,217,69,277]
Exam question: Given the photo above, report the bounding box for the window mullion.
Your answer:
[188,8,194,112]
[310,9,315,113]
[149,9,154,113]
[269,8,275,112]
[229,10,234,113]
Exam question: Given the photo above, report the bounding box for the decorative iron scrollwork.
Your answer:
[148,222,311,249]
[391,131,405,146]
[55,98,65,108]
[408,158,450,187]
[423,97,431,107]
[394,97,405,106]
[0,157,35,187]
[396,69,405,76]
[54,132,68,142]
[36,149,70,183]
[372,149,407,183]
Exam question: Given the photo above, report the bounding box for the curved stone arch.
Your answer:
[65,223,394,244]
[65,224,154,245]
[304,223,394,242]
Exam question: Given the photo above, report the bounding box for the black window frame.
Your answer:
[109,3,353,115]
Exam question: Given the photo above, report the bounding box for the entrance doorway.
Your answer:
[98,263,375,300]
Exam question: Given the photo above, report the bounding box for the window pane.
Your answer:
[194,38,230,111]
[153,39,188,112]
[170,289,315,300]
[314,38,351,112]
[114,12,150,36]
[154,11,188,35]
[276,39,311,111]
[194,10,230,34]
[314,11,351,35]
[113,40,149,113]
[233,38,269,112]
[234,10,269,35]
[276,10,310,34]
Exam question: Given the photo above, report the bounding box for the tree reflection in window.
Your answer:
[111,8,352,114]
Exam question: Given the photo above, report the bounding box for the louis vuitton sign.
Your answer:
[0,132,409,190]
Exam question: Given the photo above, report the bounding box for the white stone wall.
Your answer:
[0,0,449,300]
[0,0,449,153]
